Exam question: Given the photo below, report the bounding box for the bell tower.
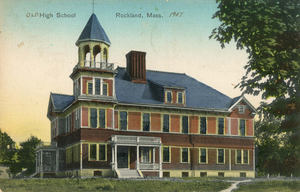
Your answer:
[75,13,111,69]
[71,14,116,101]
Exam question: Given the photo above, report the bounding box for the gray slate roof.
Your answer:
[50,68,237,112]
[76,14,111,46]
[51,93,74,111]
[115,67,233,110]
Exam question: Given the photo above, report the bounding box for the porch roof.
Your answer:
[111,135,161,146]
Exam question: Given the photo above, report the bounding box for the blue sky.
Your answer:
[0,0,259,143]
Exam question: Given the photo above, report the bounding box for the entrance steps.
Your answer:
[116,169,143,179]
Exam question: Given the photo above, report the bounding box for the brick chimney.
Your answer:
[126,51,147,84]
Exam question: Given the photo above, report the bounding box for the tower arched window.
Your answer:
[93,45,101,68]
[103,48,108,63]
[83,45,90,67]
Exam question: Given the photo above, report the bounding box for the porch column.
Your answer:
[114,145,117,169]
[159,146,162,178]
[153,148,156,163]
[136,145,140,170]
[41,150,43,173]
[35,151,38,173]
[112,145,115,170]
[56,149,59,172]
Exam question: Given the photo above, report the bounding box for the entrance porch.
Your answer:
[110,135,162,178]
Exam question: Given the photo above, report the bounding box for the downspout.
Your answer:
[112,104,117,129]
[189,135,195,177]
[80,141,82,177]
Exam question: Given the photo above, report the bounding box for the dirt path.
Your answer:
[220,179,252,192]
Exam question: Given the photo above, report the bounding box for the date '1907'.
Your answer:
[169,12,183,17]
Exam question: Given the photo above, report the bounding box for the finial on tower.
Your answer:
[92,0,96,13]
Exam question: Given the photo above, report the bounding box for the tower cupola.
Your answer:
[76,14,112,70]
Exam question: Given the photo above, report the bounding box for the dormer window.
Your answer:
[177,92,184,104]
[166,91,172,103]
[238,105,245,114]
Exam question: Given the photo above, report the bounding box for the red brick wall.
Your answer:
[172,91,176,104]
[171,115,180,132]
[246,119,253,136]
[190,116,198,134]
[82,107,88,127]
[114,111,118,129]
[103,79,113,97]
[207,117,216,134]
[142,171,159,177]
[225,118,229,135]
[162,147,191,170]
[82,77,93,94]
[128,112,141,131]
[130,146,136,169]
[107,109,113,128]
[151,113,161,131]
[231,119,238,135]
[208,149,216,165]
[82,144,111,169]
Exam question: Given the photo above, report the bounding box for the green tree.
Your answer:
[255,104,300,176]
[0,130,16,164]
[17,136,42,176]
[210,0,300,174]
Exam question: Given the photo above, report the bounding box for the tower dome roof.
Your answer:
[76,14,111,46]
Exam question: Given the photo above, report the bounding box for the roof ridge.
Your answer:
[51,92,74,97]
[117,66,185,75]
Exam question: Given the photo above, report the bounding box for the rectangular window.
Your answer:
[66,148,72,164]
[163,147,170,163]
[90,108,97,128]
[181,148,189,163]
[240,119,246,136]
[200,117,207,134]
[143,113,150,131]
[200,172,207,177]
[182,116,189,133]
[99,144,106,161]
[200,148,207,163]
[75,109,80,129]
[73,145,80,162]
[95,78,101,95]
[66,115,71,133]
[166,91,172,103]
[236,150,242,164]
[163,114,169,132]
[236,150,249,164]
[87,82,93,95]
[239,105,245,113]
[103,83,108,96]
[177,92,183,104]
[218,149,225,164]
[120,111,127,130]
[89,144,106,161]
[243,150,248,164]
[99,109,106,128]
[218,118,224,135]
[90,144,97,160]
[141,147,151,163]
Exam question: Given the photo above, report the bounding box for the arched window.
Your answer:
[83,45,90,67]
[103,48,108,63]
[93,45,101,68]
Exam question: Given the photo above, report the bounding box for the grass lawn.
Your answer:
[236,180,300,192]
[0,178,231,192]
